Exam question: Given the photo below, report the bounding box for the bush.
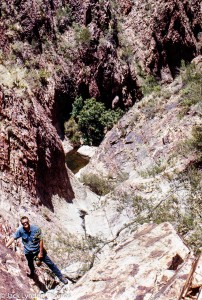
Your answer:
[74,25,91,46]
[38,68,50,85]
[190,125,202,152]
[179,61,202,115]
[71,96,84,119]
[64,117,81,146]
[139,162,166,178]
[72,97,123,145]
[141,75,161,96]
[177,125,202,164]
[56,5,73,32]
[81,173,113,196]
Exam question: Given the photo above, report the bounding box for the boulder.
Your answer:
[77,146,97,159]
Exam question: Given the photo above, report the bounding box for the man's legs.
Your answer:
[25,253,35,276]
[42,252,63,279]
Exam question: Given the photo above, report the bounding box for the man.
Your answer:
[6,216,68,284]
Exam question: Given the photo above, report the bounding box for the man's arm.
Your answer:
[6,237,15,248]
[6,228,21,248]
[38,239,43,259]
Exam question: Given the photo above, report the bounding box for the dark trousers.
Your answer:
[25,251,62,278]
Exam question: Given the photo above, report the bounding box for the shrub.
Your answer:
[81,173,113,196]
[56,5,73,32]
[191,125,202,152]
[71,96,84,119]
[74,25,91,46]
[121,45,133,64]
[77,98,106,145]
[64,117,81,146]
[38,68,50,85]
[177,125,202,163]
[139,162,166,178]
[100,107,123,131]
[179,61,202,115]
[141,75,161,96]
[72,97,123,145]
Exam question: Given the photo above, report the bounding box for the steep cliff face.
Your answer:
[120,0,202,81]
[0,83,74,210]
[0,0,140,213]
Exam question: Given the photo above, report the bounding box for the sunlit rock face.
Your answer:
[0,223,35,299]
[41,223,202,300]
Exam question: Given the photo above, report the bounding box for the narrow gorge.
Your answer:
[0,0,201,299]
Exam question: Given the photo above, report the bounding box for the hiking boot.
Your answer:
[59,276,68,284]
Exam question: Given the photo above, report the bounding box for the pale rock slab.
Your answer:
[77,146,98,158]
[42,222,197,300]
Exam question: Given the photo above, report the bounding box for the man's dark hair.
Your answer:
[20,216,29,223]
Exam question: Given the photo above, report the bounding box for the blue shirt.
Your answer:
[13,225,42,254]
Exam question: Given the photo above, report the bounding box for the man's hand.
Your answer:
[38,252,43,259]
[6,237,14,248]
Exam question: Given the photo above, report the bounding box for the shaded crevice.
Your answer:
[52,80,75,138]
[168,254,184,270]
[165,41,195,77]
[78,83,90,101]
[36,130,74,211]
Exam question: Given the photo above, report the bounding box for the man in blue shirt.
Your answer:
[6,216,68,284]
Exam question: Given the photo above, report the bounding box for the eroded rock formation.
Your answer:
[0,85,74,210]
[0,0,201,298]
[42,223,202,300]
[120,0,202,81]
[0,222,36,299]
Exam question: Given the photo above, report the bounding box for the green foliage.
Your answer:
[72,97,123,145]
[132,195,148,214]
[139,162,166,178]
[141,75,161,96]
[77,98,106,145]
[38,68,50,85]
[100,107,123,131]
[177,125,202,163]
[179,61,202,116]
[191,125,202,154]
[64,117,81,146]
[56,5,73,32]
[71,96,84,118]
[177,215,195,235]
[121,45,133,64]
[81,173,113,196]
[74,25,91,45]
[56,5,72,19]
[176,166,202,253]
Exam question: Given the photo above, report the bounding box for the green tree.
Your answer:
[71,96,84,119]
[77,98,106,145]
[72,97,123,145]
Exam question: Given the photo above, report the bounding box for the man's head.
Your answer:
[20,216,30,230]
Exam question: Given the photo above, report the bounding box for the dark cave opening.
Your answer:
[78,83,90,101]
[52,90,74,139]
[165,41,196,77]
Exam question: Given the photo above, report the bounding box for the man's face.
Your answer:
[21,218,30,230]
